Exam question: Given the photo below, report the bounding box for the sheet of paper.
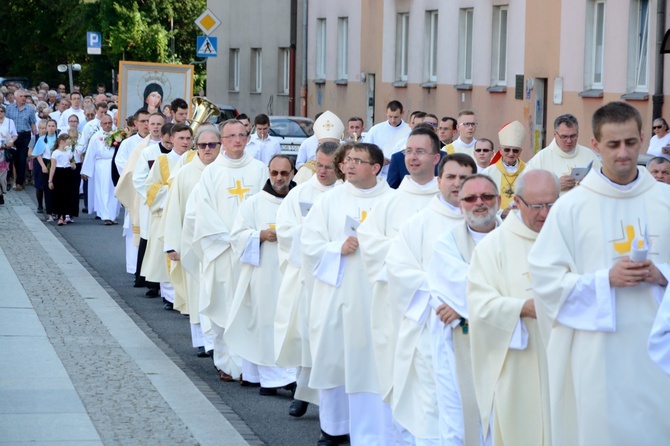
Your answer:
[344,215,360,237]
[299,201,313,217]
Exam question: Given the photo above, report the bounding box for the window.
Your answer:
[396,13,409,82]
[630,0,650,92]
[337,17,349,81]
[229,48,239,92]
[278,48,290,94]
[458,8,474,86]
[316,18,326,80]
[491,6,508,86]
[424,11,438,83]
[251,48,262,93]
[585,0,606,90]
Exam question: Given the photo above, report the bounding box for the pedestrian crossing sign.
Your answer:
[196,36,218,58]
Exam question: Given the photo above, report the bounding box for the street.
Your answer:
[22,188,321,446]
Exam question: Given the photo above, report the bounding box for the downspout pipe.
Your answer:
[301,0,308,117]
[653,0,665,119]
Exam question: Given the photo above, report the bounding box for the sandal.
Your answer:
[104,220,113,225]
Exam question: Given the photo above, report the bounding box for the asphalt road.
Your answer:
[36,191,321,446]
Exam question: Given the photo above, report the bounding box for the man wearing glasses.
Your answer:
[428,174,501,445]
[467,169,559,446]
[226,155,298,397]
[302,142,395,445]
[189,119,268,383]
[358,126,440,432]
[483,120,527,213]
[162,127,220,359]
[274,142,342,419]
[525,114,599,195]
[445,110,478,158]
[473,138,495,173]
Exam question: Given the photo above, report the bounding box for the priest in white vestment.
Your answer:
[161,130,218,357]
[467,170,558,446]
[428,174,502,446]
[226,155,298,394]
[444,111,478,158]
[114,109,151,277]
[358,127,440,414]
[524,114,599,196]
[387,154,476,445]
[301,143,395,446]
[189,119,269,381]
[293,111,345,184]
[528,102,670,445]
[81,114,119,224]
[142,124,192,308]
[274,142,341,416]
[363,100,411,179]
[130,114,166,296]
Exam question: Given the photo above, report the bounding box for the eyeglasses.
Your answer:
[653,125,665,130]
[345,156,375,165]
[474,148,492,153]
[402,149,435,156]
[516,195,556,211]
[270,170,292,177]
[222,133,248,139]
[556,133,578,141]
[460,193,498,203]
[425,122,437,127]
[459,122,478,127]
[315,162,335,171]
[196,142,219,149]
[502,147,521,154]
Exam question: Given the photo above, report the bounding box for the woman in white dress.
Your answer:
[646,118,670,158]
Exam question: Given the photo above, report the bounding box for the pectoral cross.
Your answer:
[504,187,514,198]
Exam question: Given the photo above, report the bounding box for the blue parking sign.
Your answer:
[87,31,102,55]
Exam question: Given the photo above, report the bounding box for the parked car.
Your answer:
[0,77,30,89]
[268,116,314,158]
[209,104,239,125]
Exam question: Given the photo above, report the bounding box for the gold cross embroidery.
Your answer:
[228,179,251,203]
[322,120,334,131]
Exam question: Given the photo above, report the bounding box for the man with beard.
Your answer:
[428,174,501,445]
[225,155,298,395]
[467,170,558,445]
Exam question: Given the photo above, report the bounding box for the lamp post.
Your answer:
[57,63,82,93]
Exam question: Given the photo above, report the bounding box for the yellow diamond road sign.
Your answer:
[195,9,221,36]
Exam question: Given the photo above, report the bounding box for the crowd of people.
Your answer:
[3,77,670,445]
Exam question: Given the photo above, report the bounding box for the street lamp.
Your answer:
[57,63,82,93]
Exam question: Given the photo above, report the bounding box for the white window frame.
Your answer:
[491,6,508,86]
[585,0,606,89]
[229,48,239,92]
[458,8,474,85]
[396,13,409,82]
[251,48,262,93]
[316,18,327,80]
[279,48,290,94]
[629,0,650,92]
[424,10,438,83]
[337,17,349,81]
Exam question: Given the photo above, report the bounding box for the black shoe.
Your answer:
[145,289,159,297]
[289,399,309,417]
[318,431,350,446]
[284,381,297,397]
[37,207,43,213]
[259,387,278,396]
[133,279,146,288]
[81,208,88,214]
[196,347,213,358]
[0,195,4,205]
[163,302,174,310]
[239,374,261,387]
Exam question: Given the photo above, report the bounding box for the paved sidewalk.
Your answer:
[0,191,250,445]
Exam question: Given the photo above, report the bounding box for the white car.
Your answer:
[268,116,314,159]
